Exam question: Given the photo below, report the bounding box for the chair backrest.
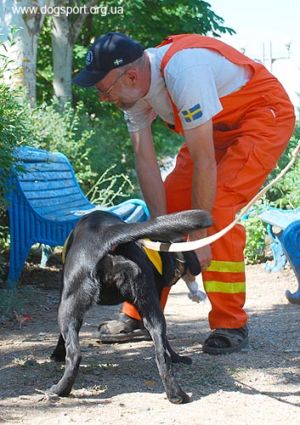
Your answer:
[10,146,92,221]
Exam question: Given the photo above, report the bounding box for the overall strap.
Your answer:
[158,34,263,135]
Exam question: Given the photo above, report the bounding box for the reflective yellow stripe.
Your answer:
[206,260,245,273]
[143,247,163,275]
[204,281,246,294]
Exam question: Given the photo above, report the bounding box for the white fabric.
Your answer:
[124,43,252,132]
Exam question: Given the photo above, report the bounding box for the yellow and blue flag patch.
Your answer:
[181,104,203,122]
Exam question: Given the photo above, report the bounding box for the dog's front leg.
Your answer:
[142,310,190,404]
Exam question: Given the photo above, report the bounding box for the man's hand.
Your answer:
[188,229,212,270]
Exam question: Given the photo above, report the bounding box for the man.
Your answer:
[74,32,295,354]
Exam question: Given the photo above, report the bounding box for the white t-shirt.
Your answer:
[124,43,252,132]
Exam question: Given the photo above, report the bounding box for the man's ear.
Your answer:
[183,251,201,276]
[125,69,138,86]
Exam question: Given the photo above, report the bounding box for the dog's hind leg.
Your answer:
[50,276,95,397]
[50,313,82,396]
[141,309,190,404]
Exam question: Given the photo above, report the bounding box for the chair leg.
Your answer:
[286,284,300,305]
[6,242,32,289]
[279,221,300,304]
[40,245,54,268]
[264,237,287,272]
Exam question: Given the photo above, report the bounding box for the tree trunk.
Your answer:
[1,0,48,106]
[51,12,73,105]
[51,0,98,107]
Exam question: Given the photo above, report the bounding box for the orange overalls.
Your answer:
[122,34,295,329]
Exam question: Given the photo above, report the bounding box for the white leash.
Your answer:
[141,144,300,252]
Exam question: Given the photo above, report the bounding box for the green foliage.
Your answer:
[244,210,267,265]
[91,0,236,45]
[0,31,30,204]
[27,100,97,191]
[0,86,32,207]
[265,128,300,209]
[87,165,134,206]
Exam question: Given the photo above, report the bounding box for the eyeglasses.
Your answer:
[96,71,127,98]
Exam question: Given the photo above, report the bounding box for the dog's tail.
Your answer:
[107,209,212,250]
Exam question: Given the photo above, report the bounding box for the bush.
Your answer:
[244,209,267,264]
[0,85,32,207]
[265,127,300,208]
[28,100,97,192]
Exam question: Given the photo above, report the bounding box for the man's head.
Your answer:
[73,32,150,110]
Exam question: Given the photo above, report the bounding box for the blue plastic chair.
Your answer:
[5,146,150,289]
[259,207,300,304]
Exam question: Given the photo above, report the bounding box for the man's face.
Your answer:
[95,68,144,110]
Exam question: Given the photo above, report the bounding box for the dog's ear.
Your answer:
[160,252,177,284]
[182,251,201,276]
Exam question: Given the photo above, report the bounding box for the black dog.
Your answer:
[50,209,211,403]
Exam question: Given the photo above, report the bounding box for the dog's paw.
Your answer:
[49,384,70,397]
[170,352,192,365]
[169,389,190,404]
[178,355,192,365]
[49,384,60,395]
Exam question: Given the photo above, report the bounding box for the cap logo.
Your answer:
[86,50,94,66]
[113,58,124,66]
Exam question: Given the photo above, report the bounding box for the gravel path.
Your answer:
[0,263,299,424]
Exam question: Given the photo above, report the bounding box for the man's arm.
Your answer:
[184,119,217,218]
[130,126,167,218]
[184,119,217,268]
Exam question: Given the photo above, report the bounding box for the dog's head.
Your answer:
[160,250,201,287]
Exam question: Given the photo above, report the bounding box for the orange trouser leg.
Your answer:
[164,150,247,328]
[163,101,294,329]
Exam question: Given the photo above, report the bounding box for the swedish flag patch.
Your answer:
[181,104,203,122]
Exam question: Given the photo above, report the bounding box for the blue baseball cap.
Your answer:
[73,32,144,87]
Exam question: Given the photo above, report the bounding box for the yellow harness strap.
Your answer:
[62,233,71,264]
[143,246,163,275]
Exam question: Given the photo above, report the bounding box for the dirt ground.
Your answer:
[0,254,300,425]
